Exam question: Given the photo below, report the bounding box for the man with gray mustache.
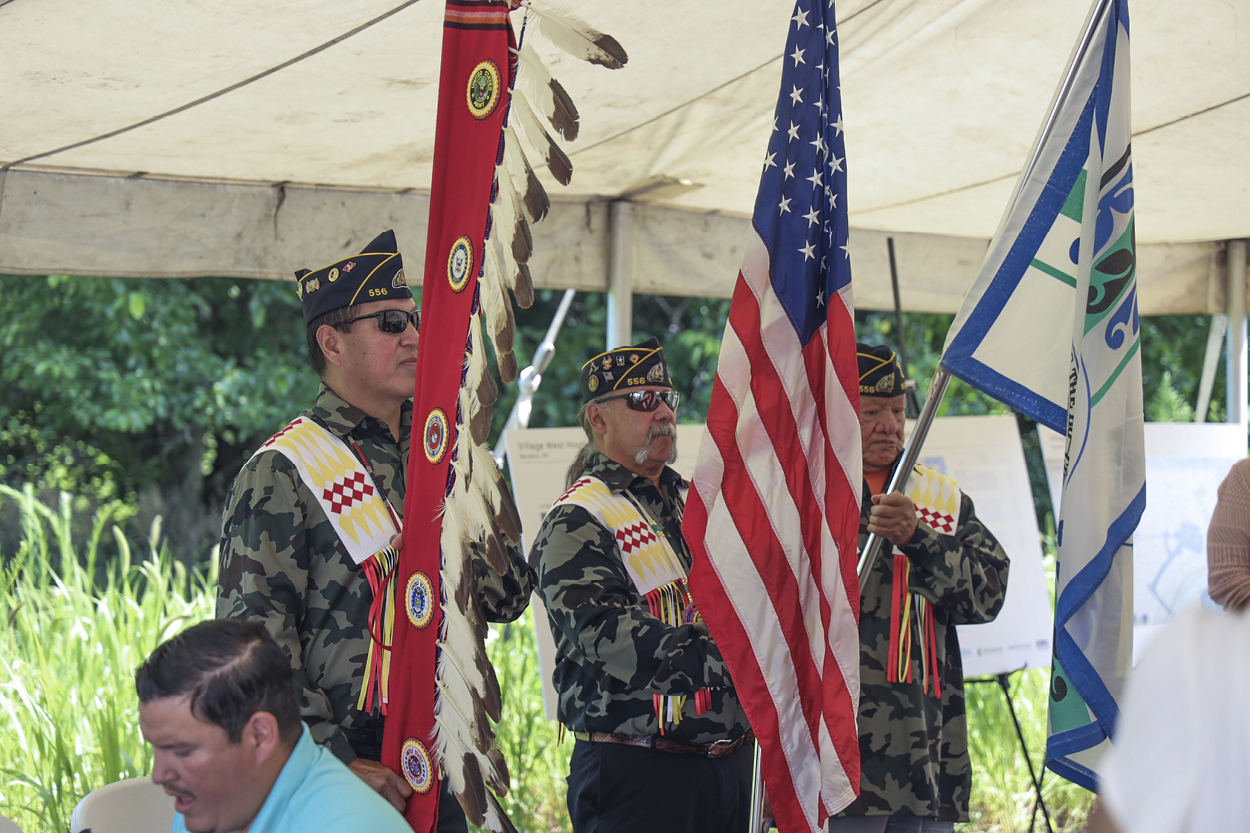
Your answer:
[530,337,753,833]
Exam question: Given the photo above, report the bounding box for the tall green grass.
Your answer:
[1,486,1091,832]
[480,621,571,833]
[960,669,1094,832]
[0,485,214,832]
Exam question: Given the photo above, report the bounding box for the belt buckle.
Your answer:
[705,737,738,758]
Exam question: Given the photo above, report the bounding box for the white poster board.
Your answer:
[504,416,1052,717]
[916,416,1053,678]
[1038,422,1246,658]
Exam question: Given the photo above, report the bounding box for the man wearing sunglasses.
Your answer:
[215,230,534,833]
[530,338,754,833]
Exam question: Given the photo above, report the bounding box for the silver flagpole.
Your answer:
[857,369,951,590]
[748,738,765,833]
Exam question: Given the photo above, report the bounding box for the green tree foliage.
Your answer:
[0,274,317,557]
[0,271,1230,562]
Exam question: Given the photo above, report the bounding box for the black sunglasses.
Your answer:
[595,390,680,412]
[338,309,420,334]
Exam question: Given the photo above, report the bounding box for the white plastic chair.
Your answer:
[0,813,24,833]
[70,777,175,833]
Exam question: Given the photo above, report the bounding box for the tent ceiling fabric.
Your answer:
[2,0,1246,314]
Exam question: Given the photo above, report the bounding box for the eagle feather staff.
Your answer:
[380,2,626,831]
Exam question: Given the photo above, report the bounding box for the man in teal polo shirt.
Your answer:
[136,619,410,833]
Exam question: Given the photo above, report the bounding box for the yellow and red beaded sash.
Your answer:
[252,416,400,712]
[553,475,711,729]
[886,464,962,699]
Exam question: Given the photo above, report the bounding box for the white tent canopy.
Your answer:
[2,0,1247,314]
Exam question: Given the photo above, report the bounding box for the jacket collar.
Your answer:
[587,451,686,494]
[308,383,412,440]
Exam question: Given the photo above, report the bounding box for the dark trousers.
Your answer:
[566,738,754,833]
[348,719,468,833]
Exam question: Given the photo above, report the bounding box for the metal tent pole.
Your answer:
[607,200,634,350]
[1226,239,1248,428]
[1195,314,1228,423]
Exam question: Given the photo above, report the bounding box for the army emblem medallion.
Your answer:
[466,61,501,120]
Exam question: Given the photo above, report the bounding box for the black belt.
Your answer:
[575,730,752,758]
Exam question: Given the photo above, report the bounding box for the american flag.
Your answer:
[683,1,862,831]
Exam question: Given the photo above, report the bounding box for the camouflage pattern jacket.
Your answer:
[531,453,750,743]
[217,385,535,763]
[841,462,1010,822]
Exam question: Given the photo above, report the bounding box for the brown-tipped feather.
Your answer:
[586,32,628,69]
[501,297,517,353]
[513,43,580,140]
[469,404,492,446]
[479,246,515,354]
[504,128,550,223]
[437,675,495,750]
[485,791,520,833]
[498,351,518,383]
[477,357,499,406]
[486,744,511,796]
[482,530,510,577]
[453,757,489,827]
[481,659,503,723]
[495,489,523,544]
[513,92,573,186]
[494,171,534,264]
[510,213,533,265]
[513,262,534,309]
[526,2,629,70]
[547,76,579,140]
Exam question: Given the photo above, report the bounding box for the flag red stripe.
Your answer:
[702,362,825,751]
[684,488,811,832]
[692,264,862,829]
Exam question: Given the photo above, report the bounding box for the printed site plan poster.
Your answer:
[1040,422,1247,659]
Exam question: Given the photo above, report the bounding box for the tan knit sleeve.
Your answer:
[1208,458,1250,611]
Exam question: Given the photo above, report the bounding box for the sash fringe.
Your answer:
[359,544,401,713]
[886,554,941,700]
[644,578,710,732]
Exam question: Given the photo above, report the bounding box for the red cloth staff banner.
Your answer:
[384,2,514,830]
[683,1,862,831]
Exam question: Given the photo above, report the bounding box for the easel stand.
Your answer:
[966,670,1054,833]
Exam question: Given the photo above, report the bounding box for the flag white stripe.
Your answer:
[717,321,829,672]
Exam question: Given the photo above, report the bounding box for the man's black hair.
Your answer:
[305,306,358,376]
[135,619,301,746]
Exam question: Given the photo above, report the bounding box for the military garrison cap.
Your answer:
[857,342,907,397]
[295,229,412,324]
[580,337,673,404]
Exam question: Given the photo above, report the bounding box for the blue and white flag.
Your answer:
[940,0,1141,790]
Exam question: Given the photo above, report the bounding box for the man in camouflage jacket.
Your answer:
[217,231,534,832]
[830,345,1009,833]
[531,338,753,833]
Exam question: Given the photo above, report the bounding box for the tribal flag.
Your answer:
[683,1,862,830]
[940,0,1140,790]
